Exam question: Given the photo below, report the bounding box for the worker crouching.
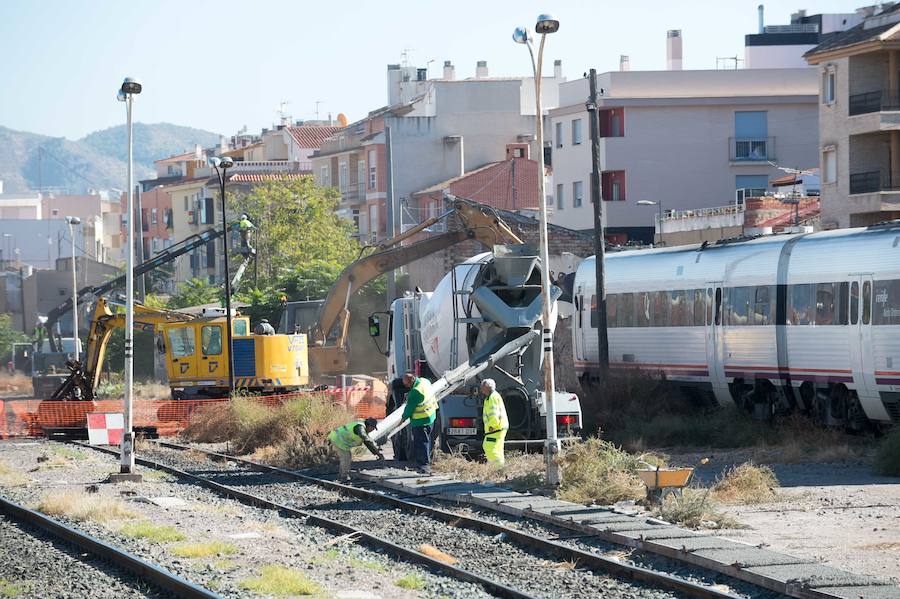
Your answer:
[328,416,384,481]
[480,379,508,468]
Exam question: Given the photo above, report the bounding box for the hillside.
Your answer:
[0,123,220,194]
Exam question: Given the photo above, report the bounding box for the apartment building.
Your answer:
[311,60,564,241]
[548,68,819,243]
[805,4,900,228]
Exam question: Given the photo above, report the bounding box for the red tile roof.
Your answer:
[155,151,201,164]
[286,125,341,149]
[414,158,540,211]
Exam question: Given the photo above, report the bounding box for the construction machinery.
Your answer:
[307,195,523,378]
[51,298,309,400]
[369,244,582,458]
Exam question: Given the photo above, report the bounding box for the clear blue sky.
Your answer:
[1,0,863,140]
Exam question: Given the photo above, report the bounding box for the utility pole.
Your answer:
[586,69,610,379]
[384,124,396,305]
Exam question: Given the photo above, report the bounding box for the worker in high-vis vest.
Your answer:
[401,371,436,474]
[328,417,384,480]
[480,378,509,467]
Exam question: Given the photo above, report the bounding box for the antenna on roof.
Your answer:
[315,100,323,121]
[276,100,290,126]
[401,48,415,67]
[715,56,744,69]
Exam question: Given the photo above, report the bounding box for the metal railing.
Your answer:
[729,137,774,161]
[659,202,745,223]
[849,169,900,194]
[849,90,900,116]
[229,160,312,172]
[763,23,818,33]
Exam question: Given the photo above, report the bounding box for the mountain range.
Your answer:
[0,123,221,194]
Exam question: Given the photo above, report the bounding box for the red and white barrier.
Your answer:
[87,412,124,445]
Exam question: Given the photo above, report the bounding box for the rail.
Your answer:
[139,440,744,599]
[659,203,745,223]
[0,494,219,599]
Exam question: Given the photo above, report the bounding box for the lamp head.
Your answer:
[116,90,126,102]
[209,157,222,169]
[535,14,559,34]
[512,26,530,44]
[65,216,81,225]
[637,200,657,206]
[220,156,234,168]
[120,77,142,95]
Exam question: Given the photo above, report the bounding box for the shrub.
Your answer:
[875,428,900,476]
[432,449,545,491]
[37,492,135,523]
[712,463,779,504]
[556,437,662,505]
[394,574,426,590]
[240,565,320,596]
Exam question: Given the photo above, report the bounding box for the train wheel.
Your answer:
[844,391,868,433]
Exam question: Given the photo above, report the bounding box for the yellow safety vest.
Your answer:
[410,378,436,420]
[329,420,364,451]
[482,390,509,435]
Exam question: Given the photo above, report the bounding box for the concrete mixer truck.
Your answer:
[368,244,582,460]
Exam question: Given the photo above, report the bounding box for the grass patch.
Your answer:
[0,461,29,487]
[875,428,900,477]
[50,445,88,461]
[120,521,186,543]
[171,541,237,558]
[655,488,740,529]
[432,449,545,491]
[239,565,320,596]
[37,491,135,523]
[0,579,26,598]
[712,463,779,504]
[349,557,387,572]
[394,574,426,590]
[556,437,664,505]
[212,559,238,571]
[182,395,353,468]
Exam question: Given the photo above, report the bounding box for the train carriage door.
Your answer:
[849,276,877,399]
[705,283,729,404]
[166,324,198,380]
[200,324,226,382]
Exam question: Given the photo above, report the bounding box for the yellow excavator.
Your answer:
[307,195,522,377]
[51,298,308,400]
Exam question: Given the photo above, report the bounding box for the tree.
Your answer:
[0,314,28,364]
[169,278,220,309]
[228,177,357,287]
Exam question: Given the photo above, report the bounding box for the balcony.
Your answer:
[340,183,365,206]
[849,170,900,194]
[229,160,312,173]
[729,137,774,162]
[849,90,900,116]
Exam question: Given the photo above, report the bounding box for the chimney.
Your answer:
[758,4,765,33]
[666,30,683,71]
[476,60,488,78]
[553,59,562,79]
[443,60,456,80]
[387,63,402,105]
[619,55,630,71]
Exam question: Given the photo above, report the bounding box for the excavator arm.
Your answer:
[51,298,194,400]
[309,196,523,376]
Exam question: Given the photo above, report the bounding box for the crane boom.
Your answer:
[309,196,522,376]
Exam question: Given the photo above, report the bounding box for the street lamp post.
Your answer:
[513,13,562,487]
[65,216,81,357]
[115,76,142,481]
[637,200,663,245]
[210,156,235,393]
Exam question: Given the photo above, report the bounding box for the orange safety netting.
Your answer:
[0,387,386,439]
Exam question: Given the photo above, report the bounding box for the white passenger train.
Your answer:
[572,222,900,428]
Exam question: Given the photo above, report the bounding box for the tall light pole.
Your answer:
[115,76,142,481]
[513,13,561,487]
[65,216,81,356]
[210,156,235,393]
[637,200,663,245]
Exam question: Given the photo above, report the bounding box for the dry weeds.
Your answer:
[711,463,779,504]
[0,460,29,487]
[556,437,664,506]
[431,449,545,491]
[655,488,741,530]
[37,491,135,523]
[875,428,900,477]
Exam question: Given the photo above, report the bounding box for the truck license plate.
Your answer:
[447,427,477,436]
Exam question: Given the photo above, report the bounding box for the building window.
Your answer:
[555,122,563,148]
[572,119,582,145]
[823,147,837,184]
[183,196,189,211]
[368,149,377,190]
[320,166,329,186]
[601,171,626,201]
[339,162,348,190]
[357,161,366,192]
[735,175,769,199]
[368,203,379,233]
[573,181,583,207]
[151,208,158,224]
[733,111,769,161]
[556,183,564,210]
[823,68,835,104]
[611,181,620,201]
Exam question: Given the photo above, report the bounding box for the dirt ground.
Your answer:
[666,448,900,582]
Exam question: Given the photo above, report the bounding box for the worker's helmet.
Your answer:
[240,213,248,220]
[260,318,268,323]
[364,417,378,430]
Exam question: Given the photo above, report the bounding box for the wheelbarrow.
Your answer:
[636,463,695,504]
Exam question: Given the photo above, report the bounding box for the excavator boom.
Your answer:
[309,196,522,377]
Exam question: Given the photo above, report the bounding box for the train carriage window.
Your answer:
[201,325,222,355]
[670,290,686,326]
[635,292,650,327]
[850,282,859,325]
[837,282,849,325]
[815,282,836,325]
[714,288,722,325]
[863,282,871,324]
[620,293,634,327]
[590,294,597,328]
[752,286,771,325]
[651,291,669,326]
[606,293,618,328]
[727,287,751,326]
[167,327,195,358]
[693,289,705,326]
[873,279,900,325]
[789,284,813,325]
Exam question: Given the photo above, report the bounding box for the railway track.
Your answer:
[0,493,218,599]
[77,439,759,599]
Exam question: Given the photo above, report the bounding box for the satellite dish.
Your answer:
[337,113,348,127]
